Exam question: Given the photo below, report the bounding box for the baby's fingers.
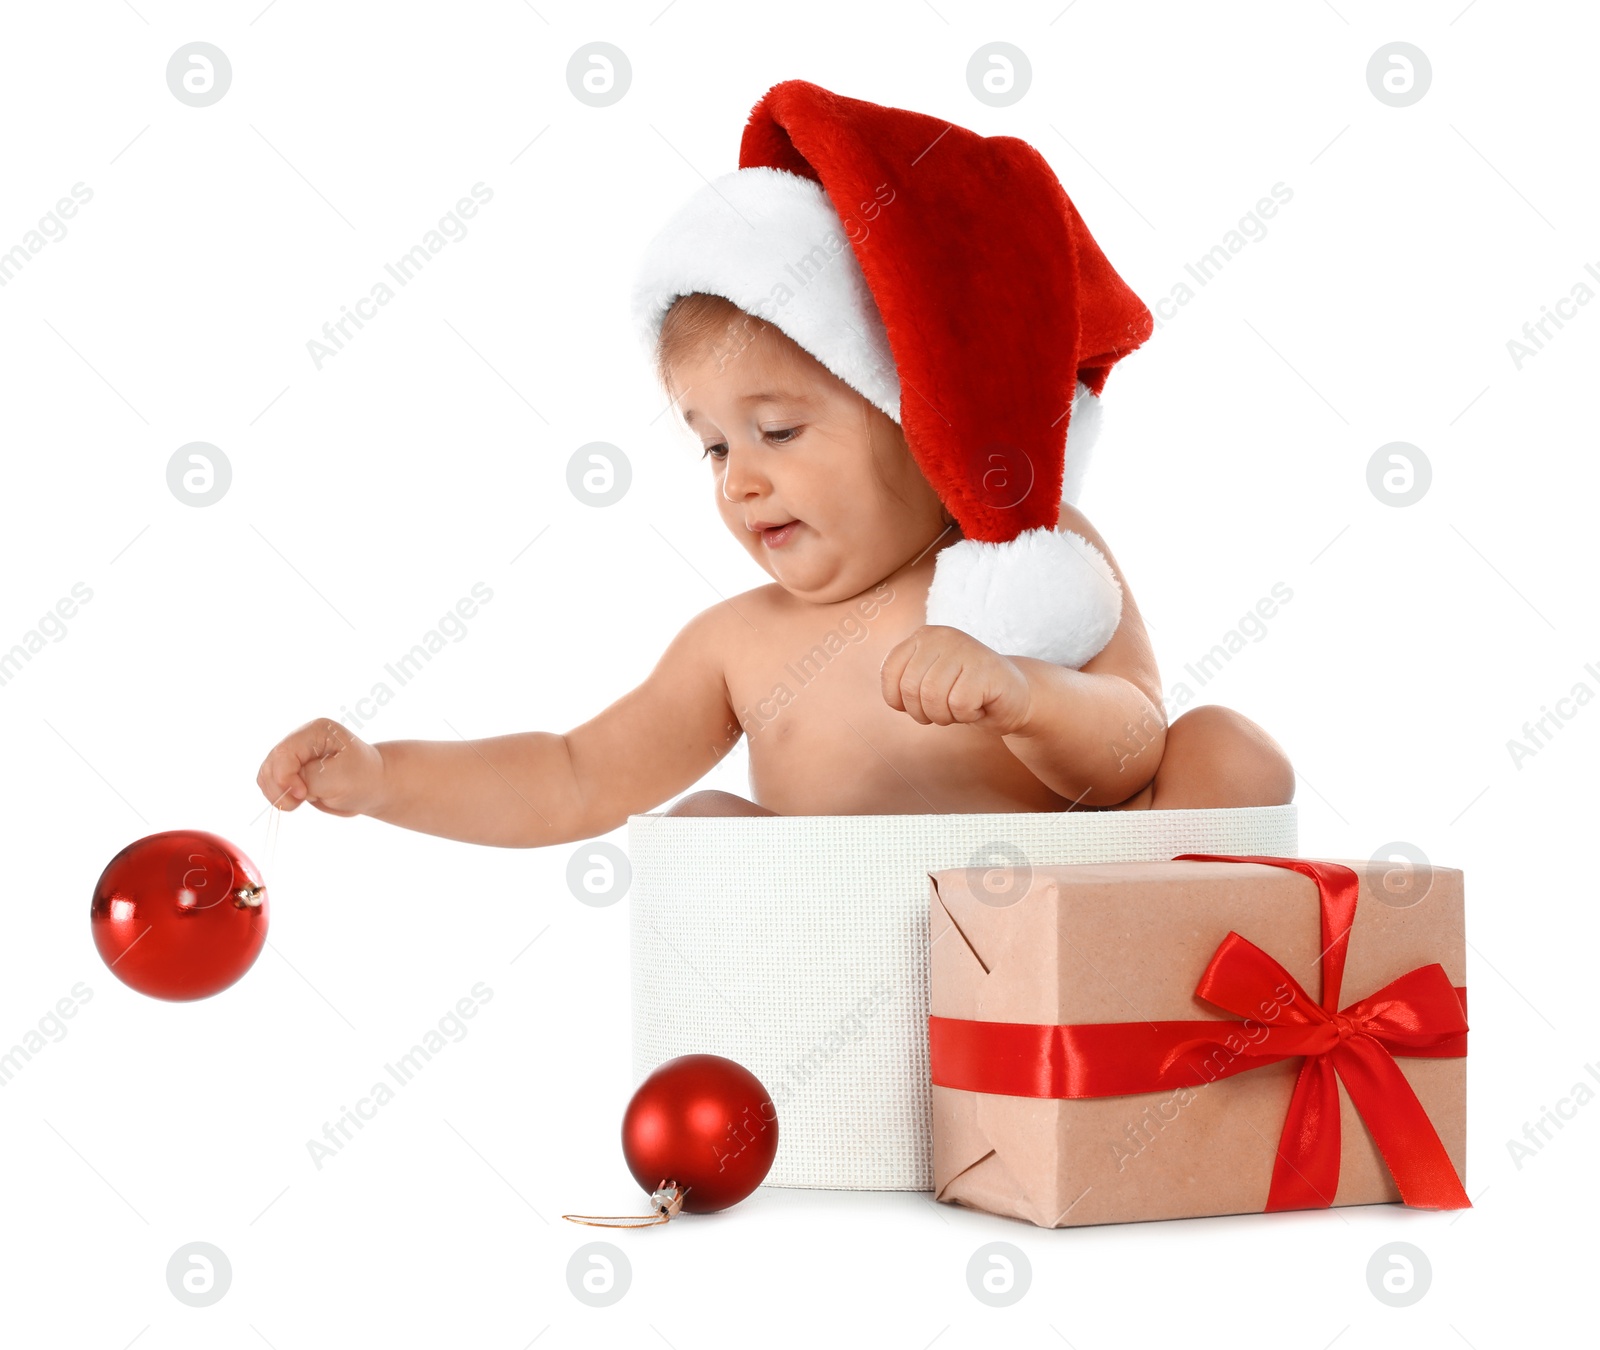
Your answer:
[256,751,308,810]
[914,659,964,726]
[882,639,933,720]
[257,726,330,809]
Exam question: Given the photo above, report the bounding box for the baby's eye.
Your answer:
[700,427,799,459]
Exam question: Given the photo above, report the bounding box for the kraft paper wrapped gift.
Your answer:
[928,854,1470,1227]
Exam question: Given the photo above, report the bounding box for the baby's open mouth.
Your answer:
[758,521,800,548]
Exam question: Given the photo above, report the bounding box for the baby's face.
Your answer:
[670,325,947,604]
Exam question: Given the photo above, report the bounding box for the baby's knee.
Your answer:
[661,789,774,817]
[1164,705,1295,807]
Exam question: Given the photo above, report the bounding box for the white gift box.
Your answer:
[628,805,1298,1190]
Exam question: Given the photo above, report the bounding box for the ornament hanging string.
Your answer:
[563,1182,688,1228]
[263,799,283,876]
[240,798,285,922]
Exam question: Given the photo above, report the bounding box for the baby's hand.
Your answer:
[880,625,1033,735]
[256,718,385,818]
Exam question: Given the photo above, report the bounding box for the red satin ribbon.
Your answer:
[927,853,1470,1211]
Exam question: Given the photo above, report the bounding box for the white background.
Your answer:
[1,1,1594,1345]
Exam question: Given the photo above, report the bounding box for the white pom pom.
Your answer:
[925,526,1123,668]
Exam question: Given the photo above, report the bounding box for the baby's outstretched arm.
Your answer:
[256,603,742,847]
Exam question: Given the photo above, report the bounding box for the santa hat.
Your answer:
[631,80,1152,668]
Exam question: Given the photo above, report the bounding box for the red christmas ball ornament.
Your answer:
[90,830,269,1000]
[620,1054,779,1214]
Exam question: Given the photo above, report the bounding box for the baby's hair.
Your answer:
[654,291,772,398]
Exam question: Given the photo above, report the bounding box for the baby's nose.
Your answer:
[719,443,771,500]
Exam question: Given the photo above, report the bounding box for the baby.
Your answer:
[258,82,1295,839]
[258,290,1292,840]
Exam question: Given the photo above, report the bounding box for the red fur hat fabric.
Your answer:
[739,79,1152,545]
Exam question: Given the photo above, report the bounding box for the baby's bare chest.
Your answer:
[724,585,1072,814]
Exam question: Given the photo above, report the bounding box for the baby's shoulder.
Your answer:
[1056,500,1122,566]
[1055,500,1101,538]
[674,584,792,651]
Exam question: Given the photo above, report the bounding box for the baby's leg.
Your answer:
[1112,705,1294,810]
[661,789,779,817]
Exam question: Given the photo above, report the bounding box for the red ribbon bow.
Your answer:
[927,854,1470,1211]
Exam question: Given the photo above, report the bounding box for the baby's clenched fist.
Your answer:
[256,718,385,818]
[880,625,1033,736]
